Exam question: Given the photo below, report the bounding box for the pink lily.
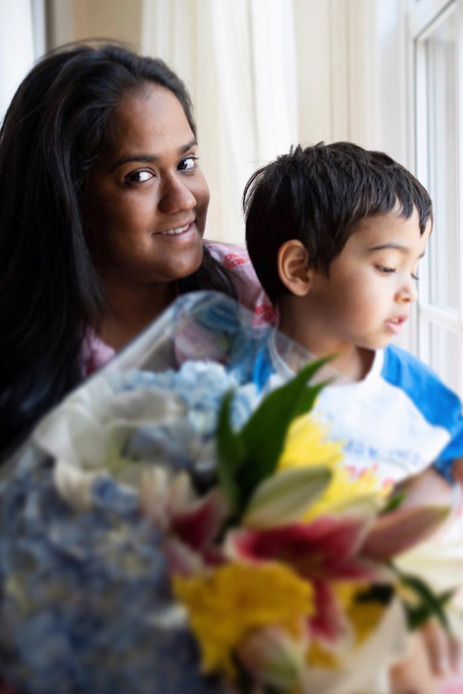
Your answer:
[309,579,352,646]
[360,504,450,561]
[226,517,381,582]
[226,517,385,647]
[140,467,230,570]
[163,536,205,576]
[171,487,230,553]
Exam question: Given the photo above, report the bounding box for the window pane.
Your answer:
[425,14,459,311]
[427,322,460,392]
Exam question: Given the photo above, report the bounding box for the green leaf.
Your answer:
[216,390,246,507]
[396,569,454,632]
[291,382,328,420]
[236,358,330,505]
[404,589,454,631]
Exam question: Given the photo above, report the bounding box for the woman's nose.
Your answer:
[158,176,196,215]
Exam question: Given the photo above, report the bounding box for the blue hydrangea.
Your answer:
[0,460,223,694]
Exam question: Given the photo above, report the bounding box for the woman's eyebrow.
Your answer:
[108,139,197,172]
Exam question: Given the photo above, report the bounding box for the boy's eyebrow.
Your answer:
[367,242,426,258]
[108,139,197,172]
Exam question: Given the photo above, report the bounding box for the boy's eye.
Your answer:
[376,266,396,275]
[126,170,154,183]
[178,156,198,172]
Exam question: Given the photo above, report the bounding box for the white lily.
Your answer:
[301,598,409,694]
[243,465,332,528]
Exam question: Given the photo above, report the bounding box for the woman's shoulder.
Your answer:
[205,240,250,268]
[204,241,277,326]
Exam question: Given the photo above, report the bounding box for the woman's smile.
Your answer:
[154,221,194,235]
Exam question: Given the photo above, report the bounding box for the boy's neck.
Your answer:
[277,298,375,382]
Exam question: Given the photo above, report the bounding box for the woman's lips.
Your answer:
[152,221,198,243]
[155,221,194,236]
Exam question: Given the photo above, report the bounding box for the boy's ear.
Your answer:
[277,240,311,296]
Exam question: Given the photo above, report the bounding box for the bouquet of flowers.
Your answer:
[0,292,455,694]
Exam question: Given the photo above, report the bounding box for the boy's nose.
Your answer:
[159,176,196,215]
[396,280,418,304]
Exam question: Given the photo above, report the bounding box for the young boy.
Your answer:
[244,141,463,491]
[243,142,463,691]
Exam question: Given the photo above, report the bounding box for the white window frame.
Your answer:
[408,0,463,395]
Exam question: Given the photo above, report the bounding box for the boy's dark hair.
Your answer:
[244,142,433,304]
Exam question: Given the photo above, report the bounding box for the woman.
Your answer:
[0,43,273,459]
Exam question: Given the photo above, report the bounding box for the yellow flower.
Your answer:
[278,415,386,521]
[303,465,386,522]
[173,562,314,678]
[278,415,343,473]
[307,641,340,670]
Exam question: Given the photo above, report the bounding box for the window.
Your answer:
[411,0,463,394]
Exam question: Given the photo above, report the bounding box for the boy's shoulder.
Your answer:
[381,344,462,421]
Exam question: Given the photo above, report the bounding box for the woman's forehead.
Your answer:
[108,84,194,157]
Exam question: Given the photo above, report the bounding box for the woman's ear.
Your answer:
[277,240,311,296]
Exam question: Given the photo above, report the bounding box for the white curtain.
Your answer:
[141,0,298,245]
[0,0,35,122]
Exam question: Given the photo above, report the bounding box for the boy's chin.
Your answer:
[368,336,396,350]
[358,335,395,352]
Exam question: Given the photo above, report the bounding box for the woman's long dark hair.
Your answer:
[0,43,236,459]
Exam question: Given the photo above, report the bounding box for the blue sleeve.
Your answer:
[383,345,463,482]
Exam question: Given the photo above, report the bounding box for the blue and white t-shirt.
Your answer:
[249,332,463,487]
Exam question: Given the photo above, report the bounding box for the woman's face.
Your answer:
[85,84,209,288]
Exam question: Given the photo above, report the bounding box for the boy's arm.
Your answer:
[450,457,463,487]
[390,625,461,693]
[397,465,456,509]
[393,466,462,683]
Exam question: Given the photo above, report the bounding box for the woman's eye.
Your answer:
[178,156,198,172]
[376,266,396,275]
[126,170,154,183]
[412,272,420,281]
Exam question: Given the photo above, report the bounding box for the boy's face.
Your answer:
[306,207,431,352]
